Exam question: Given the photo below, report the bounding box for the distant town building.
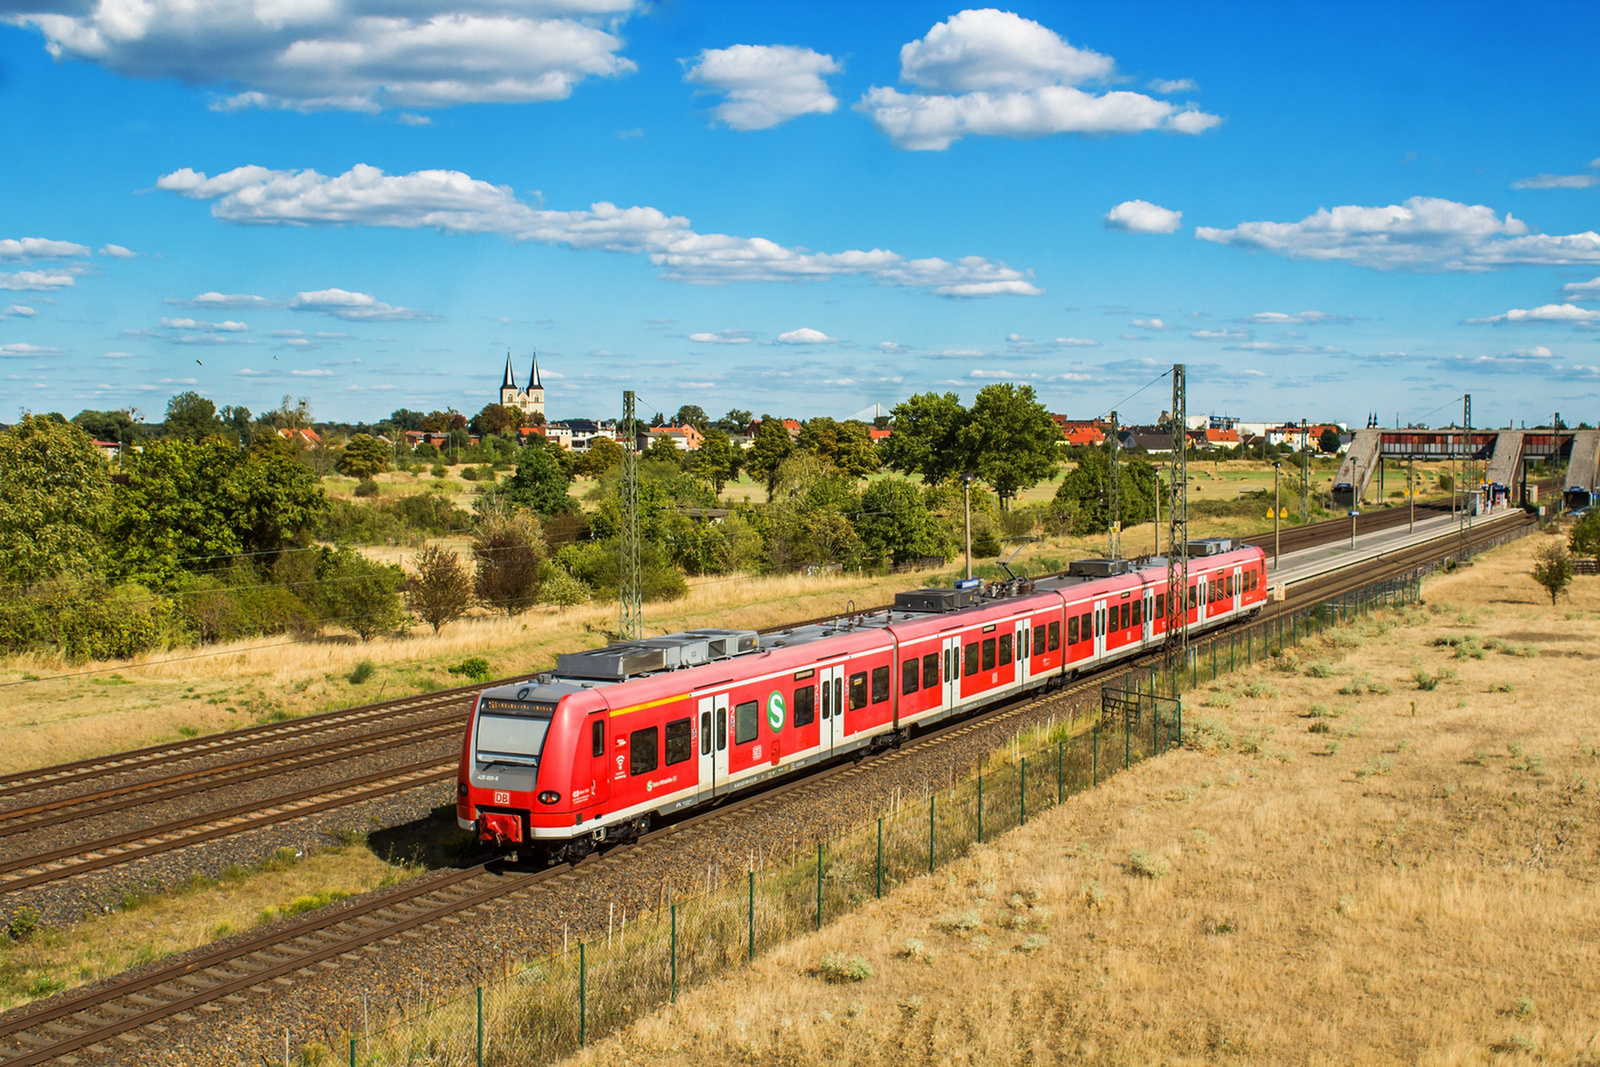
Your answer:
[649,424,705,451]
[1050,415,1107,446]
[499,351,545,422]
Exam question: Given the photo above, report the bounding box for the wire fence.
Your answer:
[294,542,1517,1066]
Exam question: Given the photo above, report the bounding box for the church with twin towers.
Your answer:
[499,351,545,423]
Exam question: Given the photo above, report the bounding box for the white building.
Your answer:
[499,352,545,422]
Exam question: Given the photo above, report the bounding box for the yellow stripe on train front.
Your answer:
[608,692,692,718]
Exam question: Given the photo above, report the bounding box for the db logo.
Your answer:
[494,791,511,805]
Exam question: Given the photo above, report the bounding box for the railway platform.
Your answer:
[1265,505,1525,593]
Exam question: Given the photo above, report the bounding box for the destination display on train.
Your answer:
[480,698,557,717]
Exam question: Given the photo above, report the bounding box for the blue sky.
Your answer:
[2,1,1598,428]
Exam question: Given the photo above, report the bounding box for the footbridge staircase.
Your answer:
[1566,430,1600,509]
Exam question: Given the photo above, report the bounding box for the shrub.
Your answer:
[1242,681,1278,699]
[1185,716,1234,752]
[1489,681,1515,694]
[1413,668,1440,691]
[818,953,873,983]
[1308,721,1331,734]
[348,660,375,685]
[406,545,473,633]
[448,657,491,683]
[7,905,41,940]
[473,505,546,615]
[312,547,407,641]
[1128,849,1169,879]
[1303,661,1335,678]
[430,464,447,478]
[353,478,380,498]
[538,566,591,607]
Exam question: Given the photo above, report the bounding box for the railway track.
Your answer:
[0,511,1534,1066]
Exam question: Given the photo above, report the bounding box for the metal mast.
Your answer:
[1458,393,1472,562]
[1164,366,1189,660]
[1107,409,1120,559]
[1299,417,1310,522]
[619,389,643,641]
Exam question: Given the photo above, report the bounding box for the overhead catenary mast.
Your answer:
[619,390,643,641]
[1165,366,1189,661]
[1107,409,1120,560]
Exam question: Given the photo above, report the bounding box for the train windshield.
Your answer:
[475,699,555,766]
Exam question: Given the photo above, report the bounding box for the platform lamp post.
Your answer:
[962,473,974,580]
[1273,461,1281,571]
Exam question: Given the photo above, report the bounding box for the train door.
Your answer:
[696,696,716,797]
[1195,575,1208,625]
[1092,597,1108,662]
[941,634,961,710]
[1231,566,1243,614]
[819,664,845,755]
[1015,618,1030,687]
[1143,590,1155,644]
[708,693,730,796]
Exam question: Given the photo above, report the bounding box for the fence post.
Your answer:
[977,774,984,843]
[670,903,677,1003]
[815,841,823,930]
[876,818,884,899]
[747,870,755,963]
[1176,695,1182,746]
[578,942,586,1048]
[476,985,483,1067]
[350,1038,356,1067]
[1153,702,1159,755]
[1124,708,1130,769]
[1092,724,1098,785]
[928,795,936,874]
[1020,756,1027,826]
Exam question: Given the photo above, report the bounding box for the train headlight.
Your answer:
[537,791,561,805]
[457,782,469,798]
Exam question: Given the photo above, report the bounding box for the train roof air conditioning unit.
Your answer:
[1067,558,1133,578]
[894,588,977,613]
[1186,538,1240,557]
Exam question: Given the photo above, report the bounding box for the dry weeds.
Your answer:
[572,533,1600,1066]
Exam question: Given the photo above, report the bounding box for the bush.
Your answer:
[1413,668,1439,691]
[473,506,546,615]
[818,953,874,983]
[0,577,183,660]
[448,657,491,683]
[430,465,447,478]
[311,546,407,641]
[406,545,473,633]
[353,478,380,498]
[538,566,591,607]
[1128,849,1170,879]
[348,660,375,684]
[7,905,41,940]
[1303,661,1335,678]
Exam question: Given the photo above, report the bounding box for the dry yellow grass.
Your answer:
[572,532,1600,1066]
[0,842,422,1013]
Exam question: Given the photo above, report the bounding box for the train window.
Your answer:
[1048,621,1061,650]
[734,700,759,745]
[629,727,658,776]
[591,719,605,759]
[1120,603,1131,631]
[923,652,940,689]
[834,678,843,717]
[700,711,712,755]
[793,685,816,728]
[1032,625,1045,657]
[821,680,831,720]
[1080,612,1092,640]
[1067,616,1078,645]
[944,648,952,683]
[902,659,920,695]
[872,666,890,704]
[998,633,1012,666]
[1095,610,1104,637]
[1188,587,1197,610]
[981,638,996,672]
[716,709,727,751]
[1133,600,1143,627]
[849,672,868,710]
[1156,593,1166,619]
[963,643,979,676]
[665,718,692,765]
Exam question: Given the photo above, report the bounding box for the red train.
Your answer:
[458,540,1267,862]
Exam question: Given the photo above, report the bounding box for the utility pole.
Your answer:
[1164,365,1189,661]
[1460,394,1472,562]
[1273,461,1281,570]
[1299,417,1310,522]
[1107,410,1120,560]
[962,473,973,580]
[619,390,642,641]
[1154,473,1161,557]
[1408,453,1415,533]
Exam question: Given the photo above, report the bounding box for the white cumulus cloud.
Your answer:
[157,163,1042,295]
[688,330,753,344]
[5,304,37,317]
[776,327,839,345]
[1130,317,1174,331]
[1465,303,1600,325]
[855,8,1218,150]
[1147,78,1196,93]
[0,270,79,291]
[685,45,839,131]
[1241,310,1355,324]
[3,0,638,113]
[1103,199,1181,234]
[1511,173,1599,190]
[1197,196,1600,272]
[1191,328,1248,340]
[1563,277,1600,300]
[168,291,276,309]
[0,342,58,356]
[0,237,90,261]
[289,288,431,321]
[159,316,249,331]
[98,243,138,258]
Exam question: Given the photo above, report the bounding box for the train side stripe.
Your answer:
[607,693,693,718]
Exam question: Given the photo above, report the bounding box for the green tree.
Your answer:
[1319,427,1342,454]
[688,426,741,493]
[578,435,626,478]
[338,433,393,479]
[71,408,141,446]
[388,408,428,432]
[473,505,546,615]
[880,392,968,485]
[856,477,949,564]
[1531,540,1574,607]
[959,383,1061,509]
[405,545,473,633]
[645,433,686,467]
[796,417,840,459]
[1053,448,1158,535]
[472,403,521,438]
[1567,509,1600,568]
[490,444,578,517]
[834,421,880,479]
[714,409,753,434]
[218,405,253,445]
[744,418,795,495]
[672,405,710,430]
[164,391,222,442]
[316,546,406,640]
[0,416,113,589]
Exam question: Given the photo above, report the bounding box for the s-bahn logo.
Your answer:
[767,691,785,732]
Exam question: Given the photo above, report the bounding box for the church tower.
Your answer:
[498,351,546,422]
